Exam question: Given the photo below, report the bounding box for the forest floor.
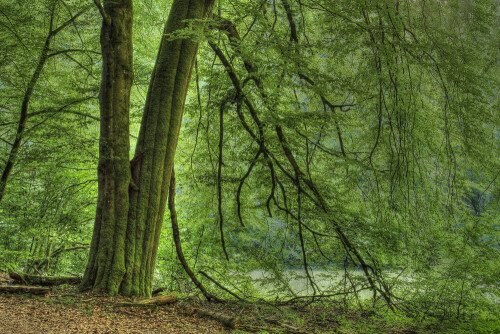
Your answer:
[0,287,394,334]
[0,290,230,334]
[0,286,497,333]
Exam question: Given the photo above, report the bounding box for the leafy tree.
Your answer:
[0,0,95,205]
[0,0,497,318]
[172,0,499,311]
[0,0,100,273]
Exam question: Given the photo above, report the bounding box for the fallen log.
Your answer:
[137,294,178,305]
[239,324,309,334]
[116,294,178,307]
[192,308,242,329]
[0,285,50,295]
[9,270,81,286]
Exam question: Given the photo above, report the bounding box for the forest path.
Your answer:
[0,292,229,334]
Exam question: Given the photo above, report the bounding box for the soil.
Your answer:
[0,291,230,334]
[1,284,478,334]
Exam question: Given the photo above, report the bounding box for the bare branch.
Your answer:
[48,48,101,58]
[169,169,223,303]
[51,7,90,36]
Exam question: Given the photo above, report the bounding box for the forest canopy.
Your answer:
[0,0,499,324]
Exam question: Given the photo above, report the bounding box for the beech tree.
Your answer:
[81,0,215,296]
[80,0,498,302]
[2,1,496,317]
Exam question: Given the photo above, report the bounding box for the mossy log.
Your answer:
[9,269,81,286]
[116,294,178,307]
[137,294,178,305]
[0,285,50,295]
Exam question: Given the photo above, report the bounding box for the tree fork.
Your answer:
[82,0,215,297]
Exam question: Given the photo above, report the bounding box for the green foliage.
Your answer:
[171,0,500,316]
[0,0,99,274]
[0,0,499,325]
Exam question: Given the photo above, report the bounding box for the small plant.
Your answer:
[81,305,94,316]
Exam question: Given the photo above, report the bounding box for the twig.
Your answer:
[198,270,246,302]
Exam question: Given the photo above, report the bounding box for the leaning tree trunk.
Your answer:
[82,0,215,297]
[123,0,215,297]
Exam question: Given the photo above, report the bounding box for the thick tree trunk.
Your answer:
[123,0,215,297]
[81,0,134,295]
[82,0,214,297]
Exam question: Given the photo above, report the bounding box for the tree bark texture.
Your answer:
[81,0,134,295]
[82,0,214,297]
[122,0,214,297]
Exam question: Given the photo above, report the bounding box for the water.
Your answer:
[248,269,375,299]
[247,269,499,304]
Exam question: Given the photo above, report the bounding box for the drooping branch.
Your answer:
[296,186,318,296]
[211,12,395,309]
[168,168,222,303]
[199,270,246,302]
[217,99,229,261]
[236,148,262,227]
[297,73,349,158]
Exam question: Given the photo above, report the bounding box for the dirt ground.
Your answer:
[1,284,481,334]
[0,292,230,334]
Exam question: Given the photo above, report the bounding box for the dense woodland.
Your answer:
[0,0,499,331]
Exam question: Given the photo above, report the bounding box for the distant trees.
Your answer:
[0,0,99,273]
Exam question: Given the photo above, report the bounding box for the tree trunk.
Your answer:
[123,0,215,297]
[82,0,214,297]
[81,0,134,295]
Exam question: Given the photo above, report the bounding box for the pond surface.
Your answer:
[247,269,499,304]
[248,269,376,298]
